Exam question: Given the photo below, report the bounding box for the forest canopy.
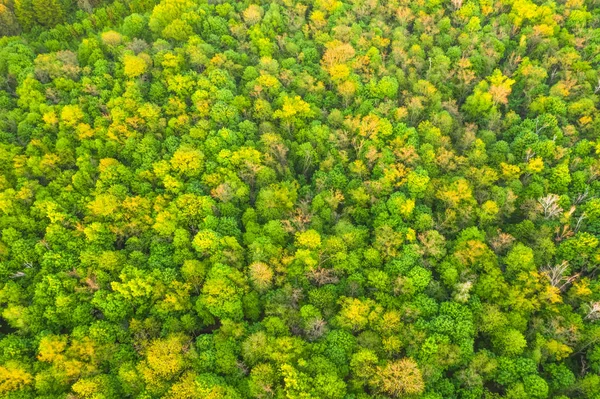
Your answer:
[1,0,600,398]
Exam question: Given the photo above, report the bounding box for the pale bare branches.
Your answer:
[574,188,589,205]
[541,261,579,292]
[489,230,516,254]
[306,267,339,286]
[584,302,600,321]
[281,199,313,233]
[538,194,563,219]
[305,318,328,341]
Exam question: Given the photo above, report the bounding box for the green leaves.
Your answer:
[0,0,600,397]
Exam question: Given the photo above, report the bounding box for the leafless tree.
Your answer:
[585,302,600,320]
[575,213,587,233]
[538,194,563,219]
[524,148,536,162]
[305,318,328,341]
[541,261,579,291]
[574,188,589,205]
[451,0,463,10]
[306,267,339,286]
[489,230,515,254]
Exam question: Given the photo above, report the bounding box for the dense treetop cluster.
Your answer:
[1,0,600,398]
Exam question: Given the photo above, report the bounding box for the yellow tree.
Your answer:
[373,358,425,397]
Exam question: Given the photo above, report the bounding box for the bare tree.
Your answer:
[524,148,536,162]
[585,302,600,320]
[541,261,579,291]
[575,212,587,233]
[538,194,563,219]
[489,230,515,254]
[574,188,589,205]
[451,0,463,10]
[305,318,328,341]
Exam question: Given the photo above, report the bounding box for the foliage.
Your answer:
[1,0,600,398]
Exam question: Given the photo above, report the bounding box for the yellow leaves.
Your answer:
[43,110,58,126]
[167,74,195,97]
[61,104,84,127]
[316,0,343,13]
[138,102,162,121]
[0,362,33,394]
[309,9,327,29]
[545,339,573,361]
[295,229,322,249]
[295,248,318,269]
[230,146,262,168]
[337,297,380,331]
[321,40,356,69]
[38,335,68,363]
[533,23,555,37]
[88,193,119,218]
[140,335,189,387]
[159,281,192,313]
[526,157,544,173]
[16,183,34,201]
[63,359,86,379]
[518,60,548,81]
[98,158,120,177]
[500,162,521,180]
[2,304,26,329]
[97,251,124,273]
[436,179,473,208]
[480,200,499,222]
[37,335,101,388]
[165,372,200,399]
[153,209,178,235]
[453,239,489,266]
[101,30,122,46]
[371,35,390,49]
[181,259,206,287]
[170,147,204,177]
[256,73,280,90]
[375,358,425,397]
[76,123,95,140]
[242,4,263,25]
[285,97,311,118]
[571,279,592,298]
[123,53,149,78]
[328,63,351,83]
[337,80,357,99]
[249,262,274,291]
[509,0,540,27]
[541,284,562,304]
[274,96,312,121]
[456,57,476,86]
[349,159,368,177]
[488,69,515,105]
[153,160,171,180]
[163,52,183,70]
[353,113,392,140]
[35,200,67,223]
[579,115,592,125]
[389,195,415,219]
[382,335,403,355]
[111,275,154,300]
[480,0,493,14]
[0,190,15,215]
[192,229,220,254]
[466,16,481,32]
[71,378,100,398]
